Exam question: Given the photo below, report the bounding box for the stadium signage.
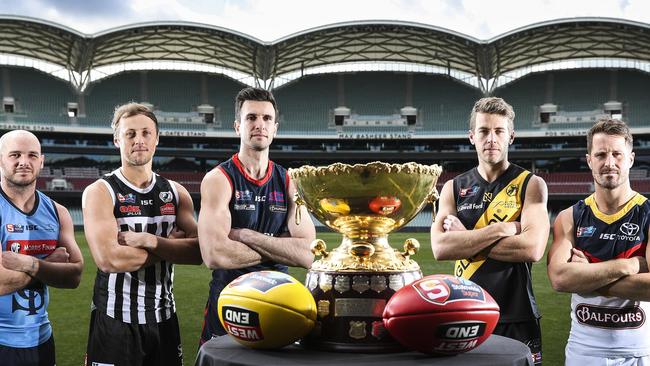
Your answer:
[337,132,413,139]
[159,130,207,137]
[543,130,587,137]
[0,123,54,132]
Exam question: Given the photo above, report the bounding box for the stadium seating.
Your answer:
[0,67,74,125]
[274,74,338,134]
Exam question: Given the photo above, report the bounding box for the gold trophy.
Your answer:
[289,162,442,352]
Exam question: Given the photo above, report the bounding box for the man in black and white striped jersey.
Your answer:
[82,103,202,366]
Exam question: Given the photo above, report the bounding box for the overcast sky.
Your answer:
[0,0,648,41]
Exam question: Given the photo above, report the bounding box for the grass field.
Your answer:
[48,232,570,365]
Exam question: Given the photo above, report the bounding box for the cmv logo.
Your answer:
[620,222,640,236]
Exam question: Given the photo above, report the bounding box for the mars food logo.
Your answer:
[10,242,21,252]
[222,306,264,341]
[117,193,136,204]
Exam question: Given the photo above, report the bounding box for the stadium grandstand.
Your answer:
[0,15,649,229]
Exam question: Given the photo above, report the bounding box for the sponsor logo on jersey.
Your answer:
[5,224,50,232]
[117,193,136,204]
[235,190,252,201]
[599,232,641,242]
[6,240,57,256]
[234,203,255,211]
[6,224,23,233]
[222,306,264,341]
[620,222,640,236]
[576,226,596,237]
[159,191,173,203]
[160,203,176,215]
[457,202,484,212]
[269,205,287,213]
[575,303,645,329]
[119,205,141,215]
[482,192,492,203]
[228,271,294,293]
[459,186,480,198]
[506,184,518,197]
[268,191,285,203]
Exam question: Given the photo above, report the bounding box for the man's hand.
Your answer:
[118,231,157,250]
[442,215,467,232]
[45,247,70,263]
[570,248,589,264]
[2,252,35,274]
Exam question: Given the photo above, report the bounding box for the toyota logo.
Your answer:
[620,222,640,236]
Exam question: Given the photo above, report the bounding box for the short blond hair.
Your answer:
[111,103,158,136]
[469,97,515,131]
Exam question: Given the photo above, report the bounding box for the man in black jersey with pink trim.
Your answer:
[198,87,315,345]
[430,97,549,365]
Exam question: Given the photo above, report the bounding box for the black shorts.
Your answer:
[0,334,55,366]
[86,309,183,366]
[494,319,542,366]
[200,294,226,346]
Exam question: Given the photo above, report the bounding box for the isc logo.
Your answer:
[437,322,486,340]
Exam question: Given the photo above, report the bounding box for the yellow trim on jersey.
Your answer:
[455,170,530,279]
[584,193,647,224]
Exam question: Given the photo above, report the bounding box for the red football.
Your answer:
[383,274,500,354]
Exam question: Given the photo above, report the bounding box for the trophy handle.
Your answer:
[311,239,329,258]
[427,187,440,223]
[401,238,420,258]
[294,193,305,225]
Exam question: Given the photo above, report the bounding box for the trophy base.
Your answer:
[304,269,422,353]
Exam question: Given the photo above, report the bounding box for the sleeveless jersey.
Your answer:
[92,169,179,324]
[568,193,650,357]
[0,189,59,348]
[209,154,290,298]
[452,164,540,323]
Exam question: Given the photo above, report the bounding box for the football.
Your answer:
[218,271,317,349]
[383,274,500,354]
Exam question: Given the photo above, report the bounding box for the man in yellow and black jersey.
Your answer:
[431,97,549,365]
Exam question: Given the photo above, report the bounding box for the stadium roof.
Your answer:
[1,15,649,91]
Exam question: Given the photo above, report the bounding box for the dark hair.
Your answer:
[469,97,515,131]
[111,102,159,136]
[234,87,278,122]
[587,118,633,153]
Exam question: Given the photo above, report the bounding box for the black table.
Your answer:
[195,335,533,366]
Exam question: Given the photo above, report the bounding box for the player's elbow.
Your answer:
[431,240,452,261]
[202,252,236,270]
[547,270,571,293]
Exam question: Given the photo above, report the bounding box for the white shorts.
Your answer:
[566,345,650,366]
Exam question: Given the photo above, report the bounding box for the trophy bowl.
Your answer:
[289,161,442,352]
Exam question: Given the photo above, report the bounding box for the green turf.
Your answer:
[48,232,569,365]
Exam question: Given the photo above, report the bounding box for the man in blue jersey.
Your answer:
[198,87,315,344]
[0,130,83,366]
[548,118,650,365]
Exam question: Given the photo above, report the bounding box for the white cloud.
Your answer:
[1,0,649,40]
